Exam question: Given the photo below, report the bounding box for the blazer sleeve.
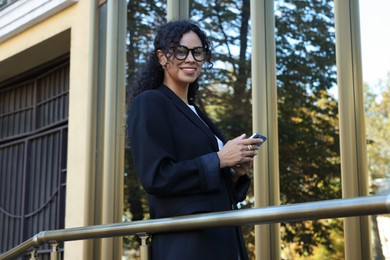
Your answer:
[128,91,222,196]
[196,106,251,203]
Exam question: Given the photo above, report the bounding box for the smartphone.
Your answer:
[249,132,267,147]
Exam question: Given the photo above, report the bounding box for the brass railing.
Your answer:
[1,194,389,260]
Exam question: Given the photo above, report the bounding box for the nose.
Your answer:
[185,50,196,62]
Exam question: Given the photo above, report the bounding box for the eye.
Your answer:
[193,47,205,56]
[176,46,188,55]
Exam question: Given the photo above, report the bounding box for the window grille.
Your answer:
[0,58,69,259]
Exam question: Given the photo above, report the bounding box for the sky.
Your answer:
[359,0,390,87]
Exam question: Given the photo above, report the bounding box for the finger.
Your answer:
[237,160,254,171]
[234,165,248,175]
[234,133,246,140]
[243,145,259,152]
[244,138,263,146]
[240,164,250,171]
[248,151,258,157]
[239,157,254,165]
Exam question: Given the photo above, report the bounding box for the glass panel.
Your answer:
[190,1,252,137]
[360,0,390,258]
[125,0,254,257]
[123,1,167,258]
[274,0,342,258]
[0,0,17,10]
[0,0,8,9]
[190,0,254,257]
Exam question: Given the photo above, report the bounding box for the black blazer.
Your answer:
[128,85,250,260]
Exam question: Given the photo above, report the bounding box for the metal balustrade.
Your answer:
[1,194,389,260]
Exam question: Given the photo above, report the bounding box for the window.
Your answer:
[0,0,17,10]
[0,58,69,257]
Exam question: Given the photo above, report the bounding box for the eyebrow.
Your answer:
[177,45,203,48]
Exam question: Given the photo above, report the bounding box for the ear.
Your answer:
[156,50,168,66]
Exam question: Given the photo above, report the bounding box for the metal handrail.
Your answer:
[1,194,390,259]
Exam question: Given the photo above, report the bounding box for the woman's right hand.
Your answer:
[217,134,263,168]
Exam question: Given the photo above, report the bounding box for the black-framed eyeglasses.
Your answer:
[173,45,206,62]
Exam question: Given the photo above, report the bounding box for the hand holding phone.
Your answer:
[249,132,267,147]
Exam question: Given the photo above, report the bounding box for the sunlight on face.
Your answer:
[162,31,204,97]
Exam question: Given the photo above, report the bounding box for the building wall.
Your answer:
[0,0,101,258]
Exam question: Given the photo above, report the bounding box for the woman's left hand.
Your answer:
[231,162,252,183]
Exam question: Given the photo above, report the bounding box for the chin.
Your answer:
[182,76,199,83]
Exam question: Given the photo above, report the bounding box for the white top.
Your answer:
[188,104,224,150]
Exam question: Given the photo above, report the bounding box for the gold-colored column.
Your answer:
[167,0,189,21]
[100,0,126,259]
[334,0,371,259]
[251,0,281,259]
[64,0,99,258]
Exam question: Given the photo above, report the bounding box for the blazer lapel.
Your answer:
[195,107,226,143]
[158,85,220,151]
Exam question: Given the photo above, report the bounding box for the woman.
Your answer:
[127,20,263,260]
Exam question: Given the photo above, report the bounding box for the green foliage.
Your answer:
[191,0,252,137]
[126,0,166,82]
[364,75,390,260]
[365,76,390,183]
[274,1,342,256]
[124,0,166,250]
[281,219,345,259]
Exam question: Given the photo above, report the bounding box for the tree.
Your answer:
[191,0,252,137]
[124,0,166,253]
[364,75,390,260]
[275,0,342,256]
[193,0,342,256]
[365,75,390,182]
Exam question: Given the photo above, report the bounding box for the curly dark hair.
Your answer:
[127,20,212,106]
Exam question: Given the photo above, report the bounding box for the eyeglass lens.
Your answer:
[174,45,205,61]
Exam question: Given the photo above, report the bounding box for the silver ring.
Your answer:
[247,145,252,151]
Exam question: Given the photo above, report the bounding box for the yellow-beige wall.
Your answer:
[0,0,99,258]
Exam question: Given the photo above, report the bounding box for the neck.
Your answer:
[164,82,189,104]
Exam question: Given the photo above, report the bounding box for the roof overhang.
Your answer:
[0,0,78,43]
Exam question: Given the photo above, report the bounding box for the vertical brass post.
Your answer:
[251,0,281,259]
[50,242,61,260]
[334,0,371,259]
[138,233,151,260]
[29,249,38,260]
